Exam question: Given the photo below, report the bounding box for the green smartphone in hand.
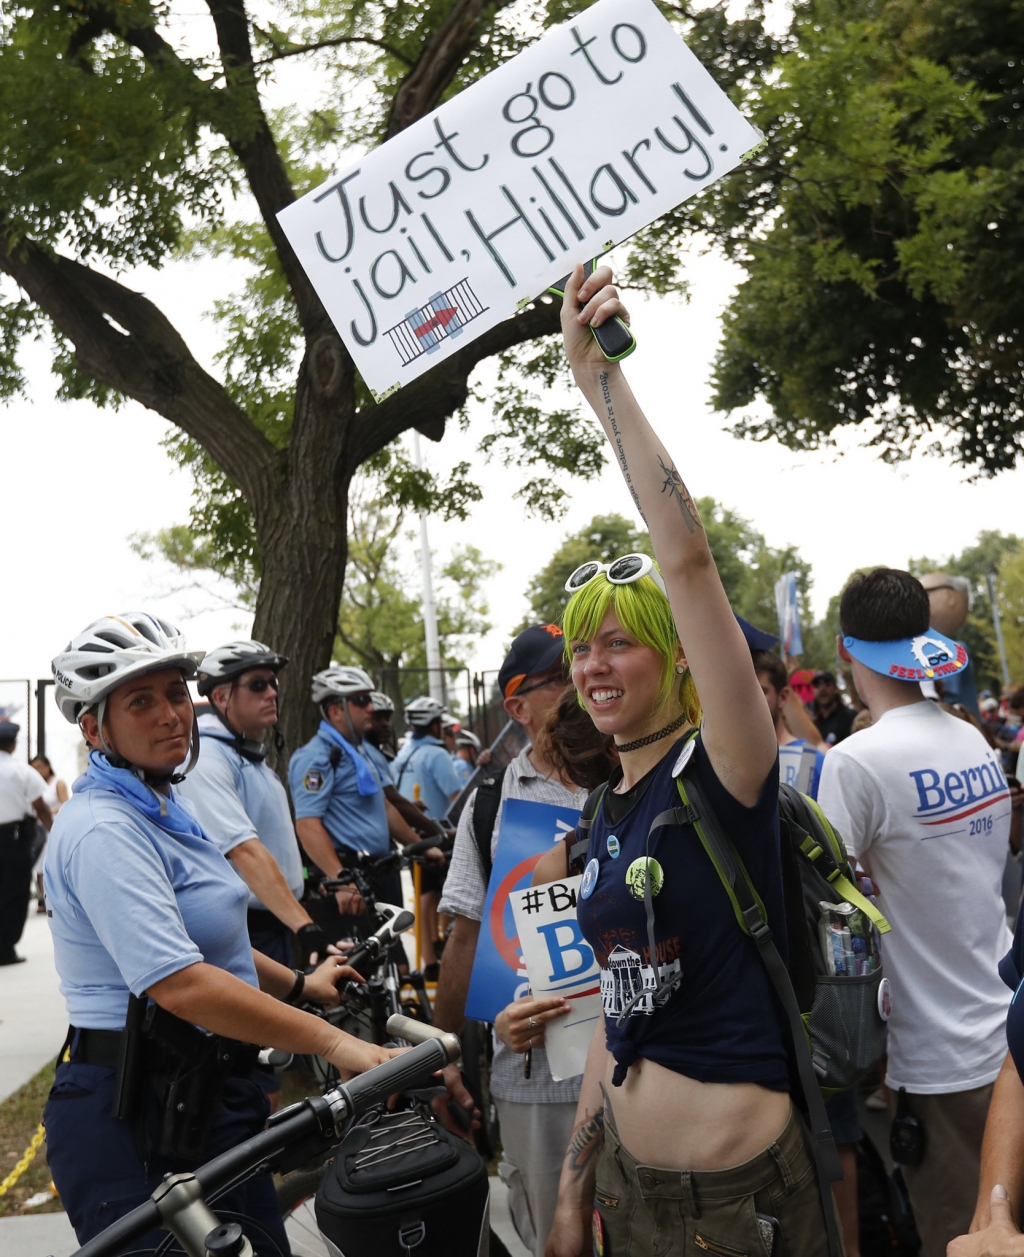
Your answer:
[547,259,636,362]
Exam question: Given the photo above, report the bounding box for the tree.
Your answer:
[0,0,776,750]
[995,549,1024,687]
[626,0,1024,474]
[334,482,499,710]
[910,531,1023,693]
[522,503,812,642]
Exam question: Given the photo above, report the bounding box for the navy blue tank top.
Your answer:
[999,898,1024,1079]
[576,733,790,1091]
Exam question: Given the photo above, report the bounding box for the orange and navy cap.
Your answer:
[498,624,566,699]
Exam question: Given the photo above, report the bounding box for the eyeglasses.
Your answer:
[515,673,568,697]
[240,676,279,694]
[564,552,666,596]
[346,693,374,708]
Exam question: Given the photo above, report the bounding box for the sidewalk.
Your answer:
[0,911,66,1105]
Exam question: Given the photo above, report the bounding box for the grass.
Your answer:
[0,1058,61,1217]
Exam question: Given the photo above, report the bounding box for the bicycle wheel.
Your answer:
[460,1019,500,1163]
[277,1163,331,1257]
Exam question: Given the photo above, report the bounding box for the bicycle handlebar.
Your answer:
[69,1032,461,1257]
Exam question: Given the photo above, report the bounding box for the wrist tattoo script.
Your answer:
[600,372,647,524]
[566,1108,605,1182]
[657,454,703,534]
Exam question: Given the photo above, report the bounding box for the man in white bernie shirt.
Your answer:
[818,568,1012,1257]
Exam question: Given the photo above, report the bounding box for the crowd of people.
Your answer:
[1,265,1023,1257]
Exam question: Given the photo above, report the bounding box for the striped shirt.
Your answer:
[440,746,585,1104]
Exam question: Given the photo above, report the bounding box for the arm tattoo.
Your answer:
[600,372,648,524]
[657,454,704,534]
[565,1108,605,1182]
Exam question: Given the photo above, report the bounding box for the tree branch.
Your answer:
[352,295,562,465]
[385,0,515,138]
[251,29,413,68]
[0,230,280,507]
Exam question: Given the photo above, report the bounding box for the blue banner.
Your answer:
[465,797,581,1024]
[774,571,804,658]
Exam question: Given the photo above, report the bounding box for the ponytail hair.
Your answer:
[562,569,702,727]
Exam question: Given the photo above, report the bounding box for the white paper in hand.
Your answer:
[510,876,602,1081]
[277,0,762,399]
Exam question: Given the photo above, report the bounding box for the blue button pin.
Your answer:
[580,857,600,900]
[606,835,621,859]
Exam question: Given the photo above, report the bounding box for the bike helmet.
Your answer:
[196,640,288,696]
[404,696,445,728]
[52,612,203,778]
[311,666,374,706]
[369,692,395,714]
[455,729,481,751]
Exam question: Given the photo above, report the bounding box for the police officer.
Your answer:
[43,614,396,1250]
[177,640,332,970]
[451,728,482,785]
[0,721,52,965]
[289,667,433,930]
[392,698,463,975]
[365,691,397,761]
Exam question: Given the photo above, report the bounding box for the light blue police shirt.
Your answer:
[289,727,390,858]
[176,714,304,910]
[391,734,462,819]
[451,754,474,786]
[43,781,257,1030]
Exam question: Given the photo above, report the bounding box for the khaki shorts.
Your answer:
[593,1103,839,1257]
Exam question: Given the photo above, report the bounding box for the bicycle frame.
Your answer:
[69,1018,461,1257]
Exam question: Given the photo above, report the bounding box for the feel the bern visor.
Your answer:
[843,631,968,682]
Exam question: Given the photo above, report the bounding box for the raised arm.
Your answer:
[562,265,776,805]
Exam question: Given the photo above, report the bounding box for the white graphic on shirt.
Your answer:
[600,945,682,1018]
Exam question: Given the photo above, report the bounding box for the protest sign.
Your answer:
[510,875,602,1081]
[277,0,762,399]
[465,798,581,1024]
[775,571,804,657]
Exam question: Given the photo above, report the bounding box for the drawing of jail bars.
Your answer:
[384,279,488,368]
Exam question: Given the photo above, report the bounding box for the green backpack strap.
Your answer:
[567,782,611,875]
[676,766,844,1257]
[784,786,891,936]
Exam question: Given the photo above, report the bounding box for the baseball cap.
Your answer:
[498,624,566,699]
[812,670,836,685]
[736,615,779,653]
[843,630,968,683]
[0,721,19,744]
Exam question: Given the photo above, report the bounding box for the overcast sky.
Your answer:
[3,6,1022,784]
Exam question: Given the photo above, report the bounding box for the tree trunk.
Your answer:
[252,330,356,760]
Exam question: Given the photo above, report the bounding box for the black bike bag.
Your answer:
[316,1110,489,1257]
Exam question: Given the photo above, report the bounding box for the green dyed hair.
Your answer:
[561,570,702,726]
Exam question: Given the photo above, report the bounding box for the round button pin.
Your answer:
[580,857,600,900]
[625,856,664,901]
[606,835,621,859]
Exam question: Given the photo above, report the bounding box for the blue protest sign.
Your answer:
[464,797,581,1024]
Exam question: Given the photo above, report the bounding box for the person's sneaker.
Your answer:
[0,951,26,966]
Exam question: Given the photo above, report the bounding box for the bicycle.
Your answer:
[67,1016,461,1257]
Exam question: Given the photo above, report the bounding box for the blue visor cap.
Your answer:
[843,630,968,682]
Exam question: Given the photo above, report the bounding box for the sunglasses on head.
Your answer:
[239,676,279,694]
[564,552,666,596]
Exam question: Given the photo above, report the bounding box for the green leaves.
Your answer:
[706,0,1024,474]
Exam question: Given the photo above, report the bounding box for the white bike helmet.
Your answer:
[404,696,446,728]
[455,729,481,751]
[197,640,288,696]
[369,692,395,714]
[311,665,374,706]
[52,612,203,777]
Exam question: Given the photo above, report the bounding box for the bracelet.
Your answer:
[285,968,305,1005]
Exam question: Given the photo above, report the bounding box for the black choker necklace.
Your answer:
[616,713,688,754]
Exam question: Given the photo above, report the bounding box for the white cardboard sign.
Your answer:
[510,875,602,1082]
[277,0,762,399]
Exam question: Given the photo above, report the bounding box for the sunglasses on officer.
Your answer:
[238,676,279,694]
[345,693,374,708]
[564,552,666,596]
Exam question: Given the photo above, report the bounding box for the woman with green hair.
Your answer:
[537,267,832,1257]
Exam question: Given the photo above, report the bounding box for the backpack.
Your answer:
[569,733,892,1257]
[469,767,507,880]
